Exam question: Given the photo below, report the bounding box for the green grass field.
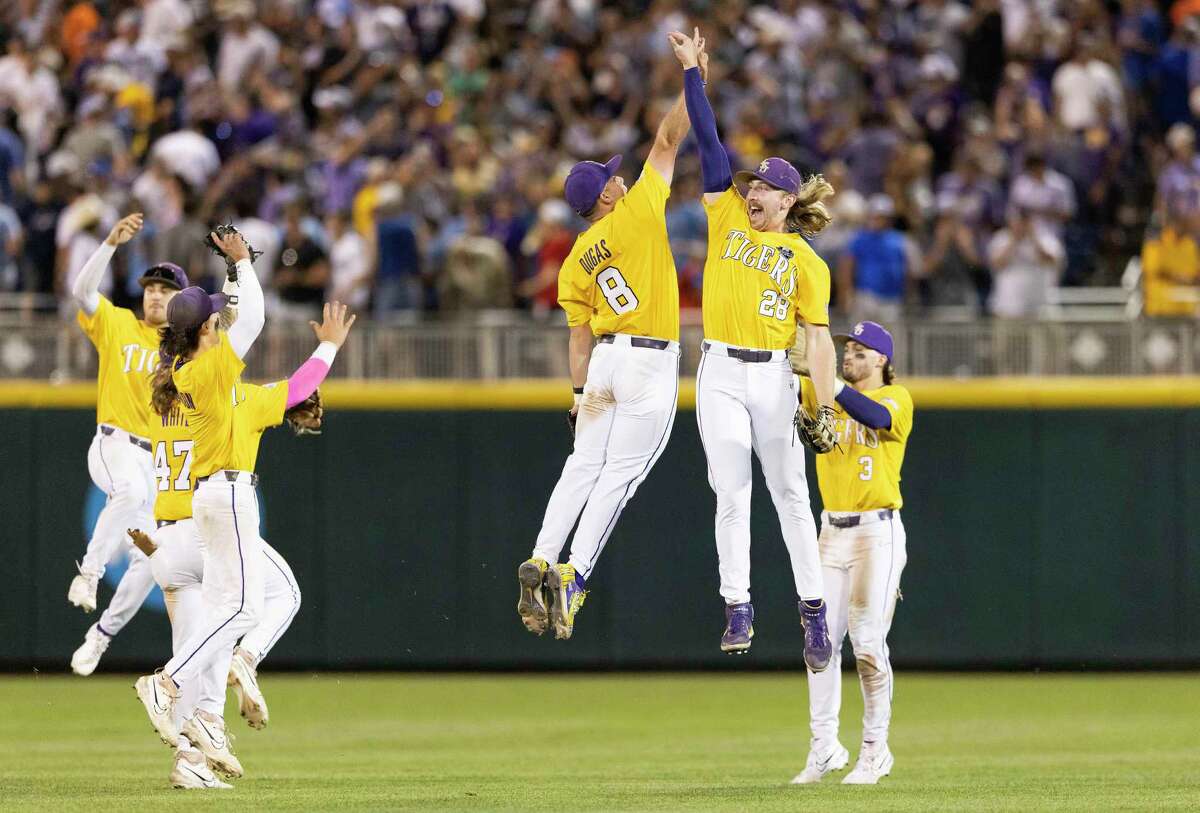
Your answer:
[1,672,1196,811]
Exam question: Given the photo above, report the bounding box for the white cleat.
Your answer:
[791,740,850,784]
[182,711,244,778]
[134,672,180,747]
[70,623,111,676]
[227,646,268,729]
[170,748,232,790]
[842,741,894,785]
[67,562,100,613]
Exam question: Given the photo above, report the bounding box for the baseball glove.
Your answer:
[204,223,263,282]
[794,403,838,454]
[567,408,578,438]
[285,389,324,436]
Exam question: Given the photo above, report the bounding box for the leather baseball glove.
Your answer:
[285,389,324,436]
[204,223,263,282]
[789,324,809,377]
[794,403,838,454]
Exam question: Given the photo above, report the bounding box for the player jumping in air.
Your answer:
[134,249,354,785]
[792,321,912,785]
[68,213,183,675]
[516,32,709,641]
[671,30,836,666]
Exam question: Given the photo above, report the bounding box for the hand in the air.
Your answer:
[211,229,251,263]
[105,213,144,247]
[310,301,358,348]
[668,28,703,70]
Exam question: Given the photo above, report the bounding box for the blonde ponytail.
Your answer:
[786,174,835,237]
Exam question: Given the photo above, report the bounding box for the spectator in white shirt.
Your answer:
[216,2,280,91]
[1052,37,1124,132]
[327,209,373,310]
[139,0,194,49]
[149,127,221,191]
[987,206,1065,318]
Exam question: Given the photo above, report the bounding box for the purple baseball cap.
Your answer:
[564,155,621,216]
[734,157,802,195]
[167,286,228,331]
[835,321,895,361]
[139,262,189,290]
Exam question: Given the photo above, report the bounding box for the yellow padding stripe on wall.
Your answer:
[3,377,1200,409]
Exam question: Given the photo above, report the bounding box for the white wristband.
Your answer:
[573,393,582,408]
[312,341,338,365]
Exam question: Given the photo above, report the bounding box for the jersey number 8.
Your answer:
[758,289,789,321]
[597,266,639,315]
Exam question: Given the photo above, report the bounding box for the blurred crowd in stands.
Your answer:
[1,0,1199,323]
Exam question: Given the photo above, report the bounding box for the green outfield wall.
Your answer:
[2,379,1198,670]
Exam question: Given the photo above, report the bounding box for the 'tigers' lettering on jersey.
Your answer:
[719,230,797,297]
[578,239,612,275]
[120,343,157,374]
[835,416,880,449]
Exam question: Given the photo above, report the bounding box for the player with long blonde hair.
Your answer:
[669,29,836,665]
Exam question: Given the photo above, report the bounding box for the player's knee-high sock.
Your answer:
[239,542,302,663]
[95,547,156,637]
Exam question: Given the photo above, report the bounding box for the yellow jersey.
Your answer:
[150,380,288,521]
[702,186,831,349]
[171,332,244,478]
[558,162,679,342]
[76,297,162,437]
[801,379,914,512]
[231,381,289,473]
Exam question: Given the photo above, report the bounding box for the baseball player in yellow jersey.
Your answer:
[516,33,709,641]
[133,377,308,788]
[792,321,913,787]
[69,224,264,677]
[67,213,188,674]
[134,295,354,769]
[673,31,838,665]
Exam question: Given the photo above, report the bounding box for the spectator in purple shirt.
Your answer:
[840,110,901,195]
[1157,123,1200,220]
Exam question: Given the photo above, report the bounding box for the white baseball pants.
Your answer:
[806,511,906,747]
[695,343,823,604]
[164,478,264,690]
[532,335,679,579]
[84,426,157,636]
[152,517,301,720]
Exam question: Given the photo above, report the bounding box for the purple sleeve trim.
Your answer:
[684,67,732,193]
[835,386,893,430]
[286,358,330,408]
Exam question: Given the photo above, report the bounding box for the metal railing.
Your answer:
[2,312,1200,381]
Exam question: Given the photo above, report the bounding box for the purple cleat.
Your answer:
[800,599,833,672]
[721,602,754,654]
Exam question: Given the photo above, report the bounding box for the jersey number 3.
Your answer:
[597,266,639,315]
[154,440,194,492]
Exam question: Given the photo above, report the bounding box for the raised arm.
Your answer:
[287,301,356,407]
[648,34,707,185]
[211,229,265,360]
[73,213,143,315]
[670,28,730,203]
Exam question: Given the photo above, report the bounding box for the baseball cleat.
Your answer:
[721,602,754,653]
[227,646,268,729]
[545,563,587,640]
[70,623,111,676]
[170,748,232,790]
[791,740,850,784]
[182,711,243,778]
[517,558,550,635]
[843,741,894,784]
[800,599,833,672]
[134,671,180,747]
[67,562,100,613]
